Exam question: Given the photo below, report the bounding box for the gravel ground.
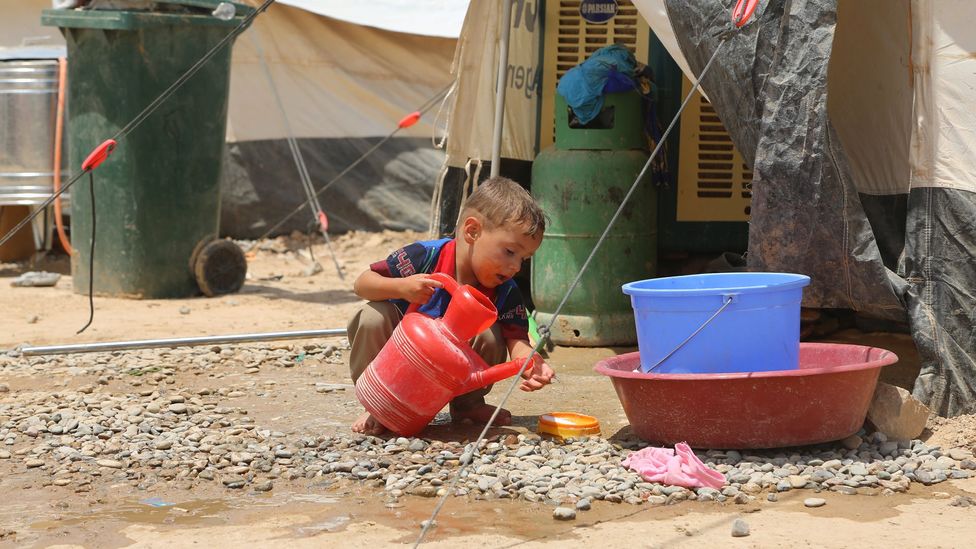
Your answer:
[2,343,975,510]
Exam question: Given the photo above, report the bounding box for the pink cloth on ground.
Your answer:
[621,442,726,489]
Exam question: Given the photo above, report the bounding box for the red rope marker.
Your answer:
[398,111,421,129]
[81,139,118,171]
[732,0,760,27]
[317,210,329,233]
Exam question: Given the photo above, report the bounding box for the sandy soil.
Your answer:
[2,230,976,548]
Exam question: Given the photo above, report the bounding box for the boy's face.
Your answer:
[463,218,543,288]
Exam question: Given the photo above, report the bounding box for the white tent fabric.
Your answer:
[443,0,541,166]
[1,1,457,143]
[908,0,976,194]
[826,0,913,197]
[0,0,67,57]
[277,0,468,38]
[632,0,696,85]
[230,1,455,142]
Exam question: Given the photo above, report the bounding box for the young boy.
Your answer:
[347,176,555,435]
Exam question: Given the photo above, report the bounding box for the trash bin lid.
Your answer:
[155,1,254,13]
[42,1,255,30]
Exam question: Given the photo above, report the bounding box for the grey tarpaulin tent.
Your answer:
[660,0,976,416]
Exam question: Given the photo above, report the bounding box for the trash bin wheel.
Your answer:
[192,238,247,297]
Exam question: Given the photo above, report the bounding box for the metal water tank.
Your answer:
[0,59,68,209]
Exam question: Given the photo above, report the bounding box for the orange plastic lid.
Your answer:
[537,412,601,439]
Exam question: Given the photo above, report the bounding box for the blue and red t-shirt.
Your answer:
[370,238,529,341]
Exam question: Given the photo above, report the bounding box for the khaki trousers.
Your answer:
[347,301,508,409]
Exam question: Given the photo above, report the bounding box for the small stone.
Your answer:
[553,507,576,521]
[879,441,899,455]
[25,459,44,468]
[849,464,869,476]
[950,496,975,508]
[804,498,827,508]
[0,383,9,393]
[731,518,750,537]
[408,486,438,498]
[253,481,273,492]
[0,451,10,459]
[97,459,123,469]
[841,435,863,450]
[222,476,246,489]
[948,448,973,461]
[766,493,778,502]
[788,475,807,489]
[179,306,191,315]
[168,403,188,414]
[154,439,174,450]
[915,470,937,485]
[576,498,591,511]
[53,478,71,486]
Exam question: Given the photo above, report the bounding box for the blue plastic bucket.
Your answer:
[621,273,811,374]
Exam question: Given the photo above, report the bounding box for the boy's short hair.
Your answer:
[460,176,547,237]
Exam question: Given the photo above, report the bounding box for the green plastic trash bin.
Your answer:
[42,2,252,298]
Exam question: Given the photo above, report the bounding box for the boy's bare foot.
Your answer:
[450,403,513,426]
[351,412,387,435]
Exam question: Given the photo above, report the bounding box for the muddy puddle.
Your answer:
[8,476,953,549]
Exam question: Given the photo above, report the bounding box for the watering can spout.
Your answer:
[463,357,525,393]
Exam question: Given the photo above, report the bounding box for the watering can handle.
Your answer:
[405,273,459,315]
[468,357,527,389]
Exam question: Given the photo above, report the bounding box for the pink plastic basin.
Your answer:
[594,343,898,449]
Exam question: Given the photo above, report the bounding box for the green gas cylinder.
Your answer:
[531,92,657,346]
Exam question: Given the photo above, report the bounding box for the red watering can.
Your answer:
[354,273,525,436]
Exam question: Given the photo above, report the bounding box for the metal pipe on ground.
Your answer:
[17,328,346,356]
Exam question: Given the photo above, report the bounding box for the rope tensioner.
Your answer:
[80,139,118,171]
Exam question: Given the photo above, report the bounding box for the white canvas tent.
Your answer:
[223,0,458,236]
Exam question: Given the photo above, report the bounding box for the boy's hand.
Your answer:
[519,353,554,392]
[399,274,444,304]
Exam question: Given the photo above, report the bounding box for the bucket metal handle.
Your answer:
[635,294,737,373]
